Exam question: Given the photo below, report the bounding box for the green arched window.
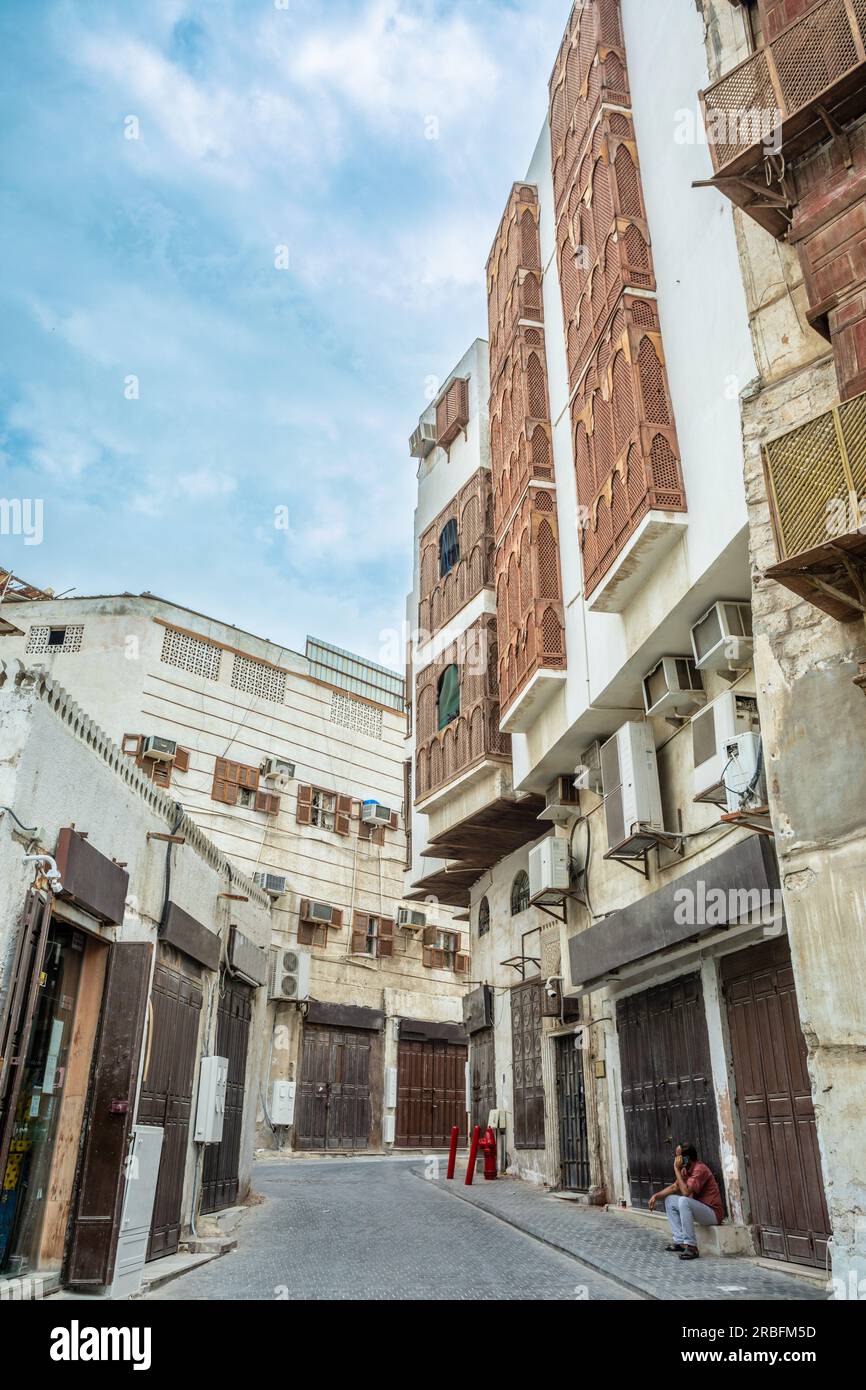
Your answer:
[437,663,460,730]
[439,519,460,578]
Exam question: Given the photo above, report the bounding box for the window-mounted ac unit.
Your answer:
[141,735,177,763]
[270,947,311,1002]
[642,656,706,718]
[361,801,392,827]
[398,907,427,930]
[409,419,437,460]
[261,756,295,785]
[305,899,334,924]
[690,600,754,672]
[574,741,603,796]
[529,837,570,899]
[538,774,582,824]
[254,872,288,898]
[601,722,664,857]
[723,732,767,812]
[692,691,760,803]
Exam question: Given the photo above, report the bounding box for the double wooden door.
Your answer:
[470,1029,496,1135]
[295,1024,372,1150]
[722,939,830,1267]
[395,1039,467,1147]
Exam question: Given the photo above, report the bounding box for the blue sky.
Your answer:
[0,0,571,665]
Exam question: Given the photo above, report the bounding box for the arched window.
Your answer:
[437,664,460,730]
[478,896,490,937]
[439,518,460,578]
[511,870,530,916]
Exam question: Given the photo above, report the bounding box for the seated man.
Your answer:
[648,1143,723,1260]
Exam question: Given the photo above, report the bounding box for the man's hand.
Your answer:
[674,1155,683,1174]
[648,1193,657,1212]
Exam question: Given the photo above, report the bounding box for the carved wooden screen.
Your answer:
[414,616,509,802]
[417,468,494,639]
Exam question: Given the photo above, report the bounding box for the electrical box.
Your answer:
[271,1079,296,1126]
[194,1055,229,1144]
[385,1066,398,1109]
[528,837,570,899]
[724,732,766,812]
[382,1115,396,1144]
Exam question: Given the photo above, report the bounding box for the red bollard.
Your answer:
[446,1125,459,1180]
[464,1125,481,1185]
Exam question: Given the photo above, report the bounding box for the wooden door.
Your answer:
[138,961,202,1260]
[555,1035,590,1191]
[617,974,723,1209]
[722,939,830,1267]
[511,980,545,1149]
[200,978,252,1215]
[295,1025,372,1151]
[470,1029,496,1135]
[396,1040,468,1147]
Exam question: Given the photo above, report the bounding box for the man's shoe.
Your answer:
[679,1246,699,1260]
[664,1243,685,1252]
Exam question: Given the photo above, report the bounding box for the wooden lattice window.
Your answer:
[122,734,190,790]
[350,912,394,959]
[211,757,280,813]
[422,925,469,972]
[295,785,352,835]
[298,899,343,947]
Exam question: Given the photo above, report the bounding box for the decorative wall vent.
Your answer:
[160,625,222,681]
[330,690,384,740]
[25,624,84,655]
[231,653,286,704]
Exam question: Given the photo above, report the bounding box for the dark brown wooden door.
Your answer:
[396,1040,468,1147]
[138,961,202,1260]
[470,1029,496,1135]
[66,941,152,1287]
[200,978,252,1215]
[555,1035,590,1191]
[617,974,723,1209]
[721,938,830,1267]
[512,980,545,1149]
[295,1025,372,1150]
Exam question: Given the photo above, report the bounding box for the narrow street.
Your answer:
[148,1159,641,1302]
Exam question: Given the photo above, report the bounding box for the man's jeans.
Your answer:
[665,1193,718,1247]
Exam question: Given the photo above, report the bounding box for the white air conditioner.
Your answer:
[690,600,754,672]
[270,947,311,1002]
[306,900,334,924]
[538,774,582,824]
[261,756,295,785]
[361,801,392,827]
[600,721,664,856]
[398,907,427,929]
[409,419,437,460]
[255,872,288,898]
[642,656,706,718]
[529,837,570,898]
[574,741,604,796]
[141,735,177,763]
[724,732,767,812]
[692,692,760,802]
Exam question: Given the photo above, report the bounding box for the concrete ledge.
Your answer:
[606,1202,756,1256]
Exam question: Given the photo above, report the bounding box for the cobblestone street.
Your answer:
[149,1158,640,1302]
[149,1158,828,1303]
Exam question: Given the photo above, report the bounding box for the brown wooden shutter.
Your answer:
[422,945,447,969]
[173,747,190,773]
[298,921,322,946]
[377,918,395,958]
[238,764,260,790]
[389,810,398,831]
[296,784,313,825]
[122,734,142,757]
[149,761,172,789]
[255,790,280,815]
[330,907,343,929]
[454,952,470,973]
[0,891,53,1183]
[335,794,353,836]
[422,923,439,946]
[65,941,153,1288]
[212,758,239,805]
[299,898,311,921]
[351,912,369,954]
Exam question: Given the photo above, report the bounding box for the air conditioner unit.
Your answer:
[254,871,288,898]
[270,947,311,1002]
[724,732,767,812]
[306,900,334,924]
[141,735,177,763]
[690,600,754,672]
[692,692,760,803]
[398,907,427,929]
[601,721,664,857]
[538,775,582,824]
[409,419,437,460]
[261,756,296,785]
[642,656,706,718]
[528,837,570,899]
[361,801,393,827]
[574,741,603,796]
